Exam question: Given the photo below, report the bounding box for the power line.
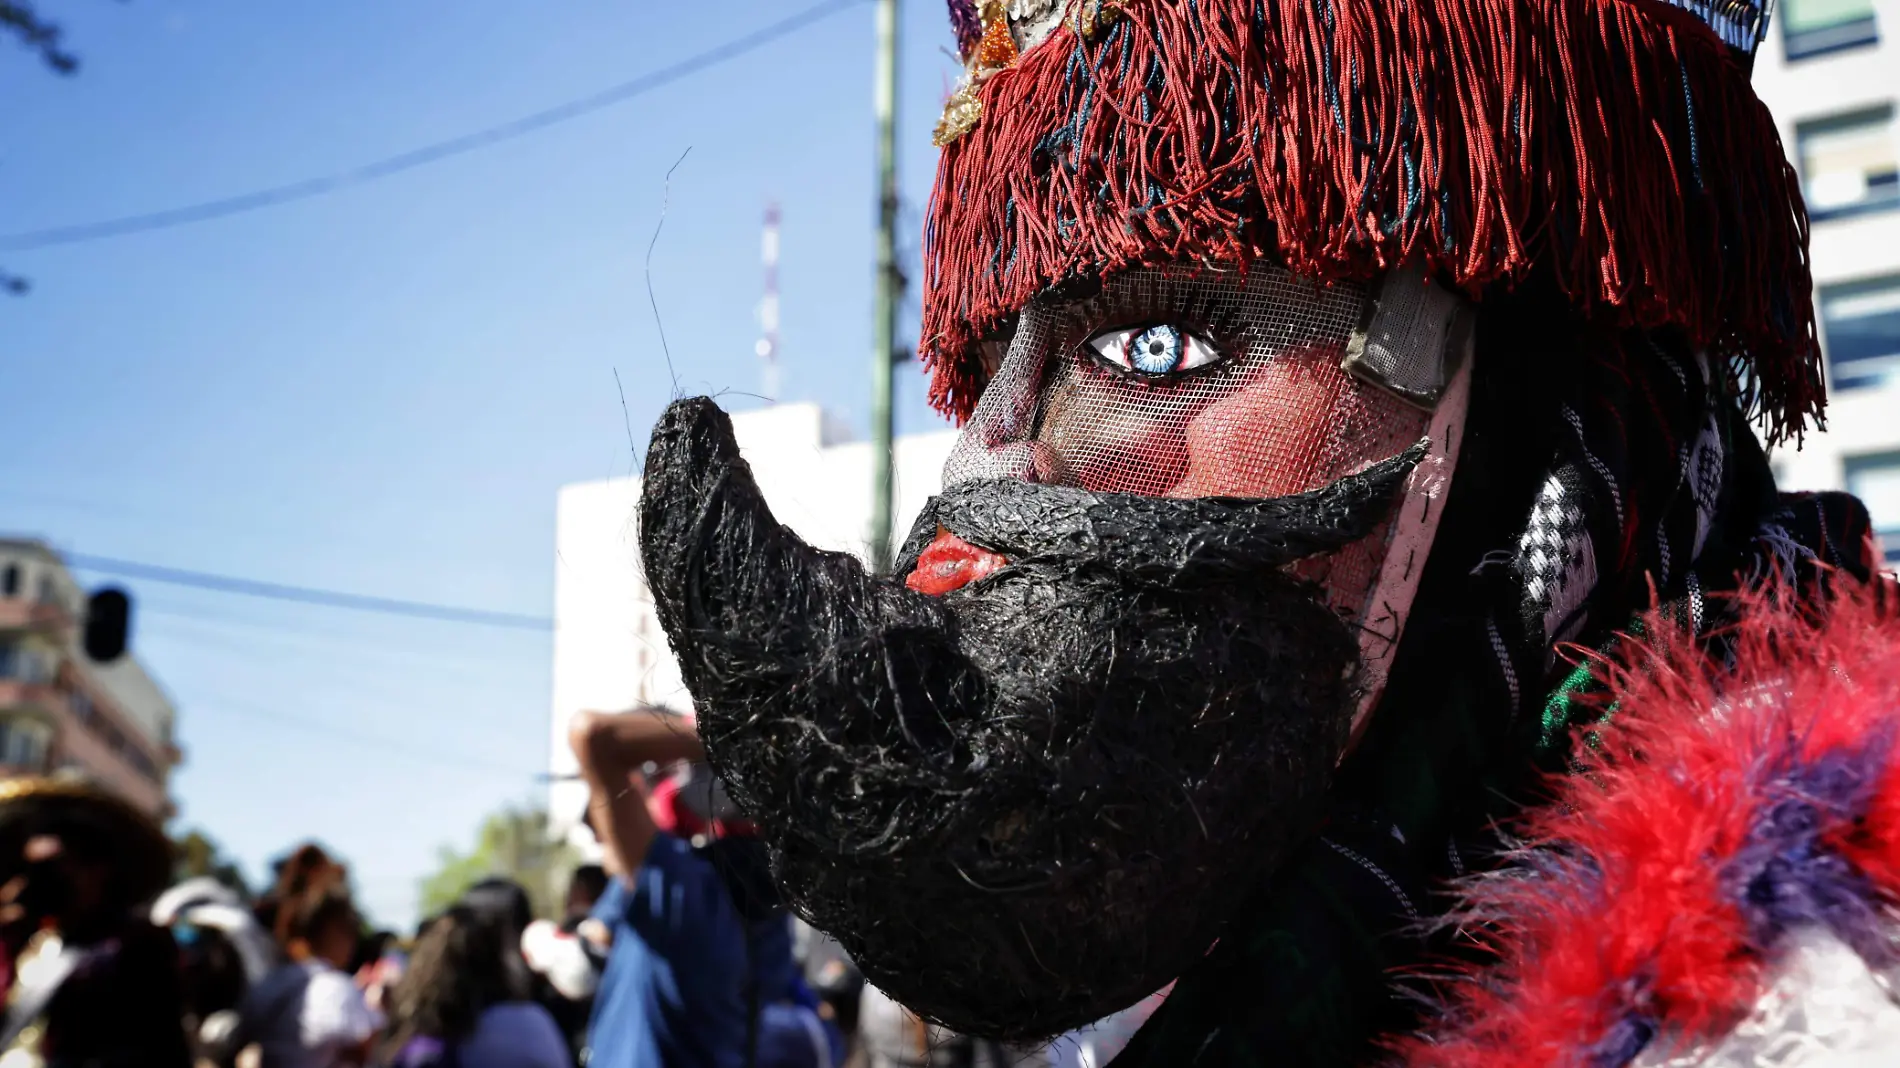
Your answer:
[140,602,540,673]
[150,617,548,735]
[0,0,870,251]
[65,552,553,632]
[188,692,542,779]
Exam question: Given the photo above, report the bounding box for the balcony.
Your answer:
[0,670,170,806]
[0,680,68,724]
[0,598,74,635]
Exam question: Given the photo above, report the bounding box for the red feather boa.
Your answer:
[1396,579,1900,1066]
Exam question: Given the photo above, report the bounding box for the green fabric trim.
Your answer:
[1534,619,1647,762]
[1538,654,1605,756]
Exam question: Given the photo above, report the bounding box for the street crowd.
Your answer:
[0,707,1156,1068]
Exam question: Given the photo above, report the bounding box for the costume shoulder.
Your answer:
[1399,579,1900,1068]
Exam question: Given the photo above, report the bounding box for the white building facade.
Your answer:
[546,404,957,846]
[1754,0,1900,568]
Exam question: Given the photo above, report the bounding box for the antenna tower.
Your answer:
[757,202,782,404]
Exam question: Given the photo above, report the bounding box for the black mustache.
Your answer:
[637,397,1384,1041]
[900,444,1426,585]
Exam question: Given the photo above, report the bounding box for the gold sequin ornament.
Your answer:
[935,0,1018,148]
[1074,0,1128,38]
[933,83,985,148]
[975,2,1020,67]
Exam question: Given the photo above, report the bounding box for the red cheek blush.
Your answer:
[1171,345,1355,499]
[906,529,1011,596]
[1047,407,1192,495]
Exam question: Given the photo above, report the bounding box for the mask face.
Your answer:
[945,265,1429,500]
[933,263,1474,738]
[636,262,1473,1041]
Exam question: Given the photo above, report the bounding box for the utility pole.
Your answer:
[868,0,901,574]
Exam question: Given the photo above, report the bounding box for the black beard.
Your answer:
[638,398,1418,1041]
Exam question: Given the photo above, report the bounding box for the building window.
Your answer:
[14,648,50,687]
[68,689,96,727]
[121,742,157,780]
[0,643,50,686]
[1845,451,1900,566]
[1,564,17,598]
[16,729,43,771]
[1821,275,1900,391]
[1783,0,1880,59]
[1798,106,1900,221]
[0,720,48,772]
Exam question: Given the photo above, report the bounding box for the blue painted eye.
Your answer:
[1087,323,1223,377]
[1130,325,1181,373]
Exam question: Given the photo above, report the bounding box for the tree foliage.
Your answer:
[417,805,576,923]
[3,0,84,296]
[2,1,77,74]
[171,827,252,899]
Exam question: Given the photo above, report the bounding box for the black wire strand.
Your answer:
[65,552,553,631]
[0,0,870,251]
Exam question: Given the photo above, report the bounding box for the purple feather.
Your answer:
[1722,732,1895,965]
[947,0,983,59]
[1587,1012,1657,1068]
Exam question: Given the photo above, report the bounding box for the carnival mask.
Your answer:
[636,0,1828,1039]
[638,262,1472,1039]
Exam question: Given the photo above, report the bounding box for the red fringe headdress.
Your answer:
[922,0,1821,441]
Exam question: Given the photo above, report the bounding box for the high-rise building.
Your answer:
[1754,0,1900,567]
[546,404,956,846]
[0,539,181,818]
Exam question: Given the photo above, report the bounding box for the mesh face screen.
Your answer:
[934,262,1472,738]
[943,265,1432,501]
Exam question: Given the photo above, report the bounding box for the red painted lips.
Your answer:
[905,528,1010,595]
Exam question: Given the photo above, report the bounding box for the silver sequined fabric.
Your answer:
[1005,0,1064,51]
[1633,927,1900,1067]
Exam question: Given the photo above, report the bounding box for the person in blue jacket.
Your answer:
[568,707,841,1068]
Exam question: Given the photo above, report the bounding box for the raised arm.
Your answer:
[566,708,705,883]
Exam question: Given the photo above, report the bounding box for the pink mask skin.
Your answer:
[930,262,1472,752]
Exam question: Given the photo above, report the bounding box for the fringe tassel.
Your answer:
[920,0,1821,442]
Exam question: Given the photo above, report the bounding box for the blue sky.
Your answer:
[1,0,961,927]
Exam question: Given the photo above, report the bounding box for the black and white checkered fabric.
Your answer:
[1517,467,1599,653]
